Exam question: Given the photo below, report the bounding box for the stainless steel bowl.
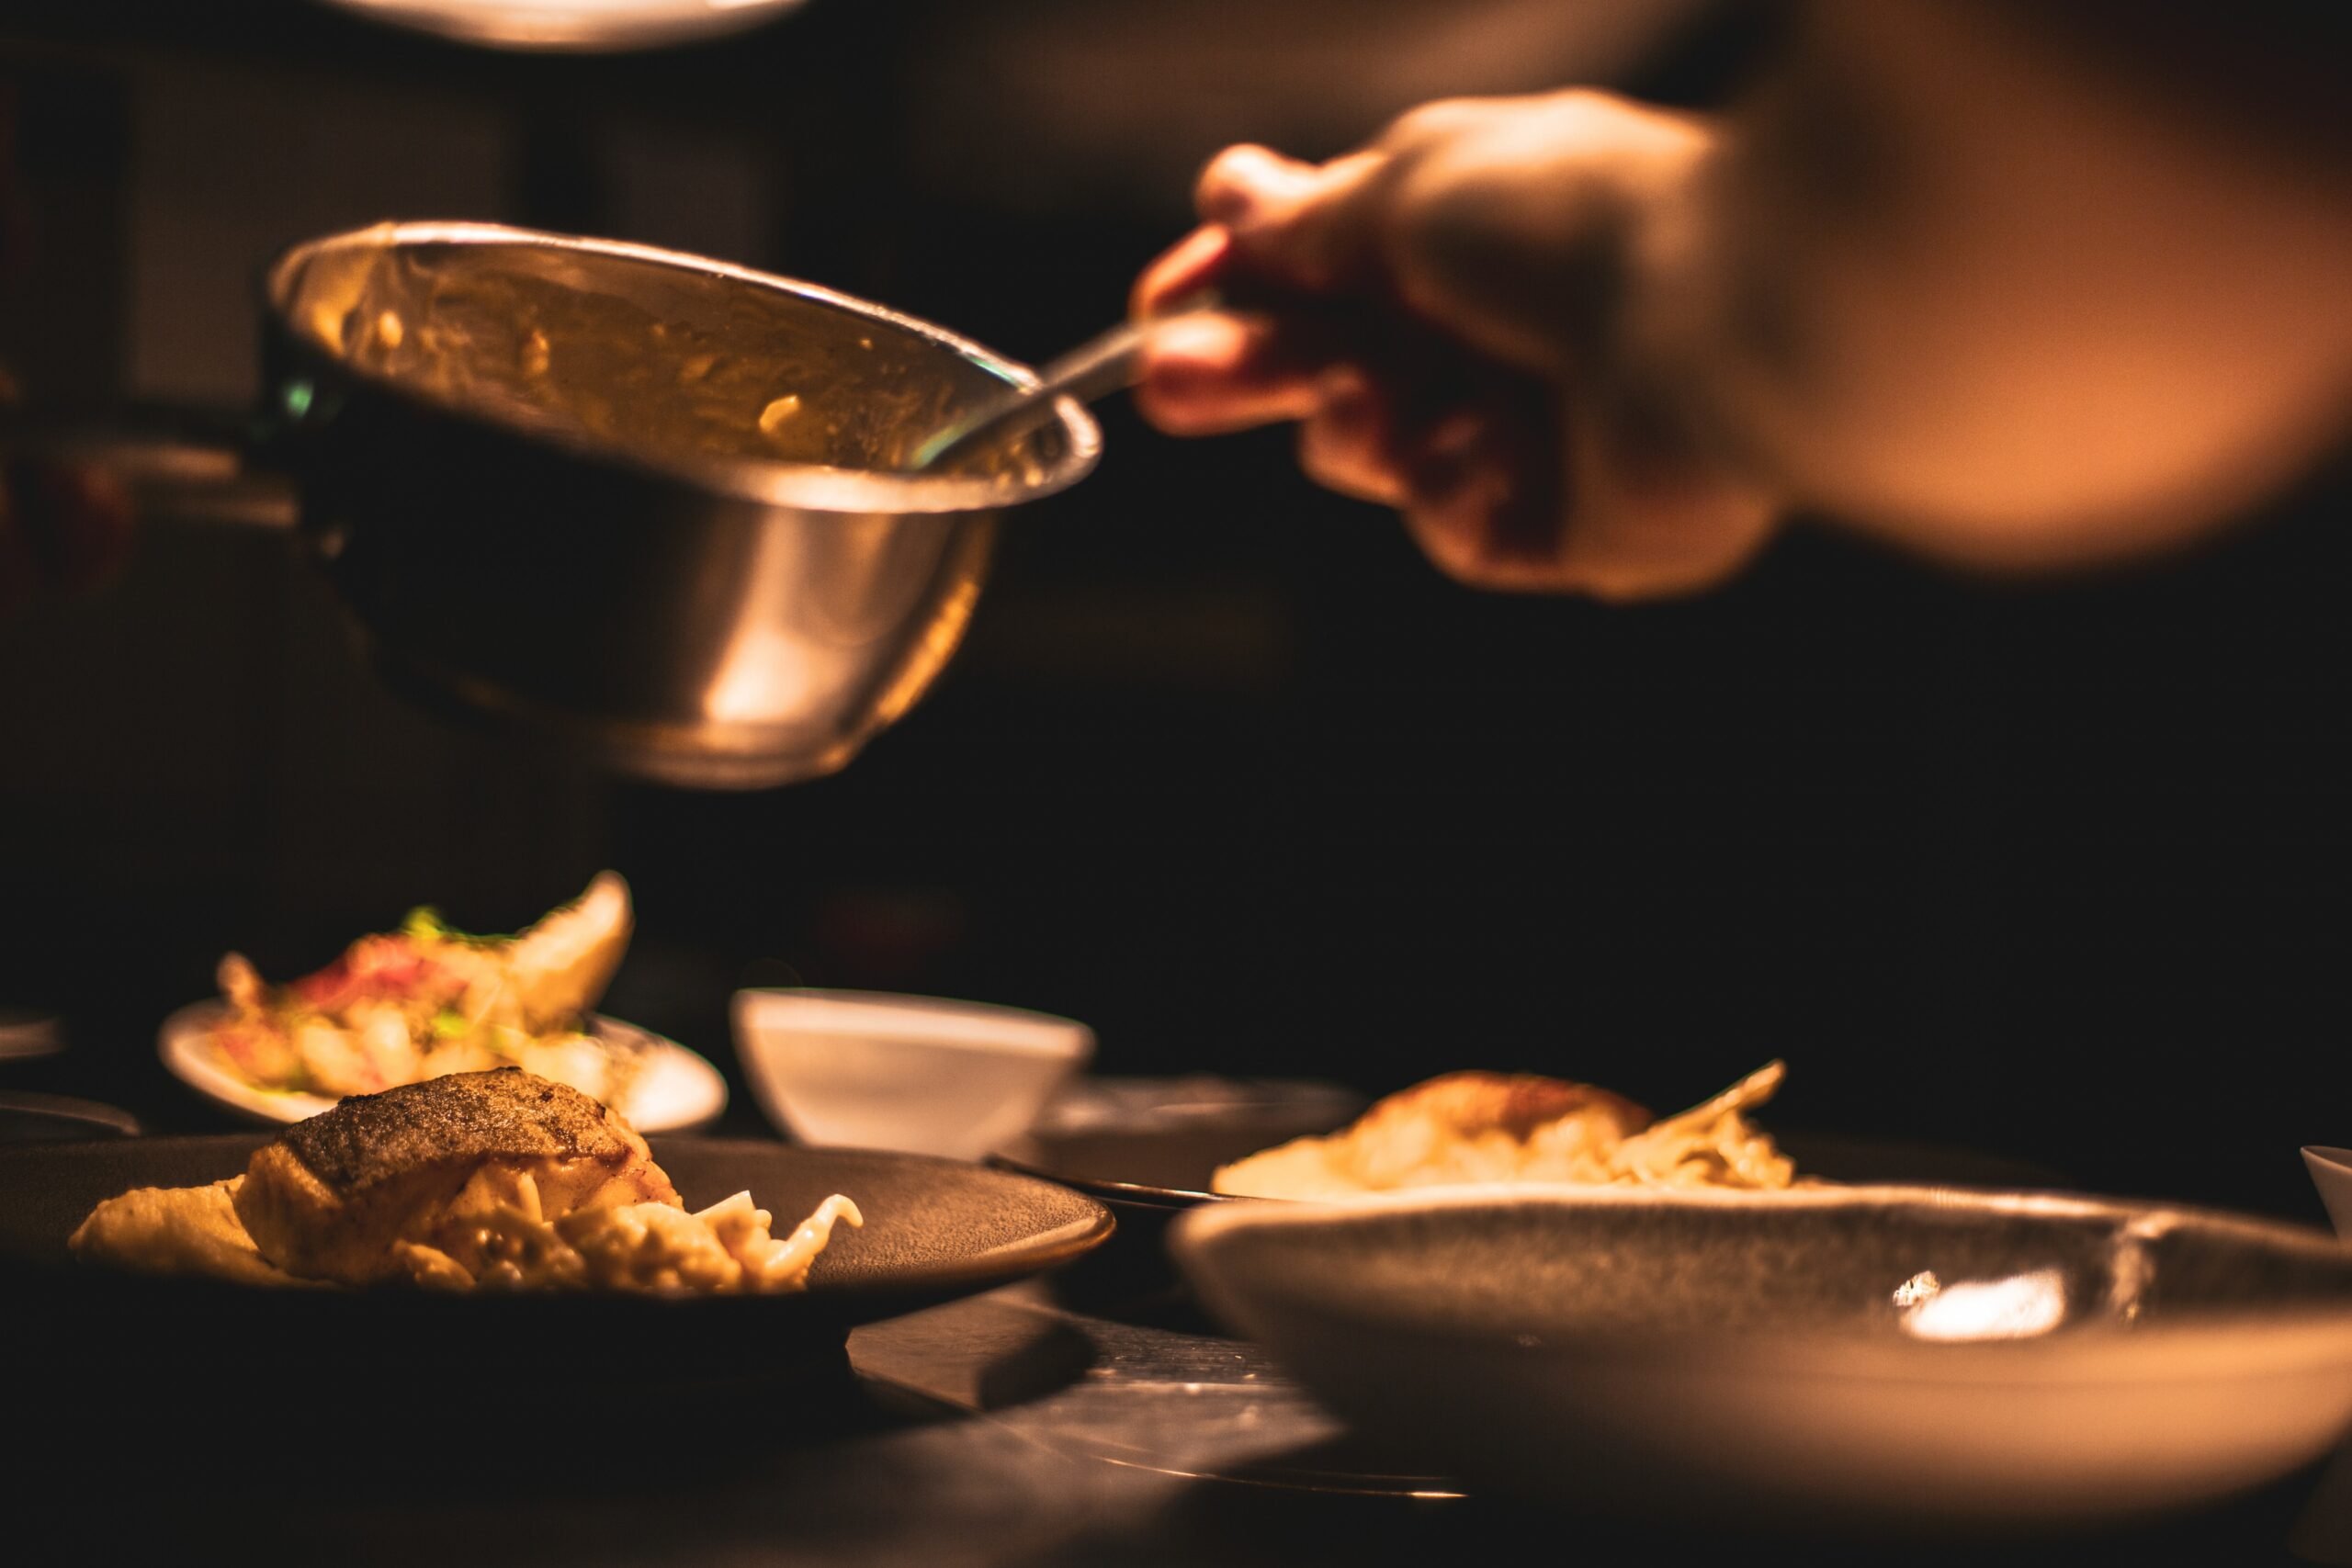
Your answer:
[246,222,1099,789]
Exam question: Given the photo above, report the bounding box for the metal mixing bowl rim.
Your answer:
[262,220,1104,516]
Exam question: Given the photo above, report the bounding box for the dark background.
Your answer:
[1,0,2345,1220]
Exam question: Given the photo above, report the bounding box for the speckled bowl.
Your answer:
[1171,1185,2352,1531]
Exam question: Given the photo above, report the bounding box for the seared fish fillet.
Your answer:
[234,1067,678,1285]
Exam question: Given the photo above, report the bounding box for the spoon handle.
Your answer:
[911,290,1224,472]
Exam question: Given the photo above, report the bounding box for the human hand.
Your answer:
[1132,92,1781,600]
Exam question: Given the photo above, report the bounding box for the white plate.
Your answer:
[159,1001,727,1133]
[1171,1184,2352,1532]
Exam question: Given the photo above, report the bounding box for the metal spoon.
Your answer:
[910,291,1225,472]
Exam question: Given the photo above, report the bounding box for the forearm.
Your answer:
[1632,0,2352,567]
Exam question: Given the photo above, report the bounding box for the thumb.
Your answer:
[1195,144,1395,298]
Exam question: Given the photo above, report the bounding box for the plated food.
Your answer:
[1211,1060,1798,1200]
[169,873,727,1132]
[72,1068,859,1294]
[202,872,638,1102]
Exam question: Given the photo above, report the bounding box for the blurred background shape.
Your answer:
[0,0,2346,1224]
[313,0,810,55]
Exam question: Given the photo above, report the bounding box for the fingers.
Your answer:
[1194,144,1328,230]
[1135,311,1339,436]
[1140,313,1569,577]
[1196,144,1393,296]
[1405,462,1776,601]
[1133,141,1396,325]
[1287,362,1774,601]
[1135,303,1778,599]
[1130,139,1417,441]
[1131,224,1233,321]
[1541,419,1781,600]
[1393,395,1573,592]
[1296,367,1408,506]
[1295,361,1561,564]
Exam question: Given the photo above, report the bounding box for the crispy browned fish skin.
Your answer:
[233,1067,678,1285]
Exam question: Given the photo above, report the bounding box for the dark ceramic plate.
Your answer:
[0,1091,141,1144]
[0,1134,1114,1421]
[991,1081,1363,1312]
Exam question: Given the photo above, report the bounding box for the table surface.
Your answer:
[3,1045,2347,1565]
[7,1262,2349,1567]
